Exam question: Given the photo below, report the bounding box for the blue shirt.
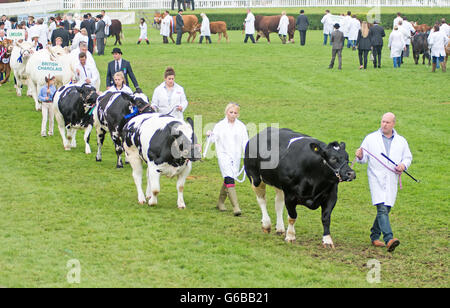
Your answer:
[38,85,57,103]
[381,129,395,156]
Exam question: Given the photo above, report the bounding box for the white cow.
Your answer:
[10,41,34,97]
[26,46,74,111]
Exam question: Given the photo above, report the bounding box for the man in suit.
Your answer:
[172,0,186,11]
[51,23,70,47]
[296,9,309,46]
[95,15,106,55]
[369,20,385,68]
[106,48,140,91]
[62,13,76,43]
[329,23,344,70]
[80,14,94,54]
[176,10,184,45]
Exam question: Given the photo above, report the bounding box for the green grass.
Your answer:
[0,22,448,288]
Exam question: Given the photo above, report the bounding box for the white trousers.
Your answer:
[41,102,54,135]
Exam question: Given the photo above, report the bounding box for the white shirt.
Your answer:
[388,30,406,58]
[151,81,188,120]
[200,16,211,36]
[357,129,412,207]
[321,13,333,34]
[348,18,361,41]
[245,12,255,35]
[210,118,249,179]
[342,15,352,37]
[428,30,449,57]
[439,23,450,37]
[160,15,172,37]
[393,16,403,29]
[103,84,133,95]
[74,61,99,87]
[278,15,289,36]
[71,32,89,50]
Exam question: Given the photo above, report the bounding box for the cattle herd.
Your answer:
[0,13,448,250]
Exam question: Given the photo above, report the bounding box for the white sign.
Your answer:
[37,61,64,76]
[7,29,25,41]
[329,15,345,26]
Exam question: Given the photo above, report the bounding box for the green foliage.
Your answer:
[0,23,448,288]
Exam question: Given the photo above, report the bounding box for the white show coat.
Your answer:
[357,129,412,207]
[342,15,352,37]
[160,15,171,37]
[388,30,406,58]
[139,22,148,39]
[393,16,403,29]
[398,24,411,45]
[440,23,450,37]
[103,84,133,95]
[200,16,211,36]
[151,81,188,120]
[428,30,449,57]
[103,14,112,36]
[348,18,360,41]
[245,12,255,35]
[210,118,249,179]
[277,15,289,36]
[321,13,333,35]
[74,62,99,89]
[71,32,89,50]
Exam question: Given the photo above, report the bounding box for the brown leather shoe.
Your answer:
[372,240,385,247]
[387,238,400,252]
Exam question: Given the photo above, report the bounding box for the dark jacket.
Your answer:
[296,14,309,31]
[176,14,184,31]
[80,19,94,37]
[62,20,76,40]
[330,29,344,50]
[357,30,372,50]
[106,59,139,89]
[51,28,70,47]
[368,24,385,47]
[95,20,106,39]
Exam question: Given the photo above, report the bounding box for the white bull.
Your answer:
[26,46,74,111]
[10,41,34,97]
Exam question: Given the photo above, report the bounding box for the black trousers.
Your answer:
[163,36,168,44]
[372,45,383,67]
[176,30,183,45]
[199,36,211,44]
[172,0,186,10]
[299,30,307,45]
[244,34,255,43]
[358,49,370,68]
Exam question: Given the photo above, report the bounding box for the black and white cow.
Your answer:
[123,113,202,208]
[94,91,153,168]
[244,127,356,248]
[53,84,98,153]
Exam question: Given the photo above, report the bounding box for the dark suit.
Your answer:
[296,14,309,45]
[329,29,344,69]
[106,59,139,89]
[81,19,94,53]
[369,24,385,68]
[51,28,70,47]
[176,14,184,45]
[95,20,106,55]
[62,20,76,42]
[171,0,186,10]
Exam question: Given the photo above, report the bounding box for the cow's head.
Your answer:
[170,118,201,163]
[131,91,153,114]
[76,84,98,112]
[154,13,162,24]
[310,141,356,182]
[15,41,34,60]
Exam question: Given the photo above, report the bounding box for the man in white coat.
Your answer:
[428,24,449,72]
[389,26,406,68]
[199,13,211,44]
[355,112,412,252]
[244,9,256,44]
[277,11,289,44]
[320,9,333,45]
[160,11,171,44]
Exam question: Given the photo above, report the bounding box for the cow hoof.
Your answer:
[96,158,102,162]
[322,243,336,249]
[178,205,186,210]
[64,146,71,151]
[285,238,296,244]
[138,200,146,205]
[262,226,271,234]
[116,165,123,169]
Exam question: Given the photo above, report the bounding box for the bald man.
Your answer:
[355,113,412,252]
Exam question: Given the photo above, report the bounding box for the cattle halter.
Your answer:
[322,159,349,182]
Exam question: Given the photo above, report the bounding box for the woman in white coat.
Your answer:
[138,18,149,45]
[207,103,249,216]
[388,26,406,68]
[277,11,289,44]
[244,9,256,43]
[151,67,188,120]
[199,13,211,44]
[428,24,449,72]
[356,112,412,252]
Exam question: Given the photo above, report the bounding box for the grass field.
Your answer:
[0,17,449,288]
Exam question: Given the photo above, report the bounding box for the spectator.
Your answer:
[296,9,309,46]
[51,23,70,47]
[172,0,186,11]
[80,14,95,54]
[106,47,140,90]
[357,21,371,69]
[369,20,385,68]
[176,9,184,45]
[328,23,344,70]
[95,14,106,55]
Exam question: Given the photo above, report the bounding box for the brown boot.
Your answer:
[387,238,400,252]
[372,240,386,247]
[216,184,227,212]
[227,186,241,216]
[432,63,436,72]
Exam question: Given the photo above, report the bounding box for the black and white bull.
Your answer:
[123,113,202,208]
[244,127,356,248]
[94,91,153,168]
[53,84,98,153]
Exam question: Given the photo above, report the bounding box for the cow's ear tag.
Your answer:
[314,147,319,152]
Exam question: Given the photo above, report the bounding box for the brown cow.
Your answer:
[255,15,296,43]
[0,39,13,85]
[169,15,199,43]
[194,21,229,43]
[446,40,450,63]
[413,22,432,33]
[109,19,123,45]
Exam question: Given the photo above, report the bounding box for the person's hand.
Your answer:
[45,96,49,101]
[395,163,406,173]
[355,148,363,160]
[176,105,183,111]
[206,130,212,137]
[85,78,91,84]
[46,88,51,94]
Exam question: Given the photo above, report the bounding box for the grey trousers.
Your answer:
[97,38,105,55]
[329,48,342,69]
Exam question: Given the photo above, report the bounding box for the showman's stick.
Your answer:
[381,153,420,183]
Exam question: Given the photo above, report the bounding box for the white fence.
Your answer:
[1,0,450,16]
